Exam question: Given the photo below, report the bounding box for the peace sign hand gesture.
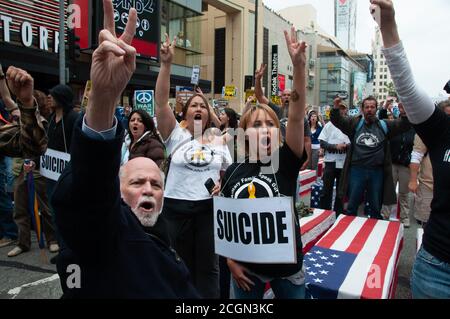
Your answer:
[87,0,137,131]
[284,27,307,67]
[160,33,176,65]
[255,63,266,81]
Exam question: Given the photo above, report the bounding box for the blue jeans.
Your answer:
[232,273,305,299]
[346,166,384,219]
[0,157,17,239]
[411,247,450,299]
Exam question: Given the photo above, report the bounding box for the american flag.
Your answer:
[310,182,322,208]
[305,215,404,299]
[300,209,336,254]
[298,170,317,197]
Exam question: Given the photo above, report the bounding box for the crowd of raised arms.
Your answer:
[0,0,448,300]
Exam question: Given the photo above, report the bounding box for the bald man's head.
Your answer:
[120,158,164,227]
[281,89,292,108]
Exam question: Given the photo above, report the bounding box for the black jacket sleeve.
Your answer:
[52,117,124,258]
[330,108,355,138]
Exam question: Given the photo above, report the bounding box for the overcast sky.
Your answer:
[263,0,450,99]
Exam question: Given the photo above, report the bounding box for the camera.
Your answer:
[335,93,348,100]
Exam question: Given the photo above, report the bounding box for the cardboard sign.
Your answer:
[191,65,200,85]
[214,197,297,264]
[222,86,237,100]
[40,148,71,181]
[134,90,155,117]
[175,86,194,113]
[245,89,257,104]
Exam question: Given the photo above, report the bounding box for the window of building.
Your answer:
[328,69,341,84]
[161,1,202,66]
[166,2,201,52]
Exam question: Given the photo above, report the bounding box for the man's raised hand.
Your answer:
[370,0,396,31]
[370,0,399,49]
[87,0,137,130]
[6,67,34,107]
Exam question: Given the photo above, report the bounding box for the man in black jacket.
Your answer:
[52,0,198,299]
[379,102,415,226]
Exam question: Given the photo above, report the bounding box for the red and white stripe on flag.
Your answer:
[300,209,336,254]
[299,170,317,197]
[314,215,404,299]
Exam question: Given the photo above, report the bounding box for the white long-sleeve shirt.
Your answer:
[382,42,435,125]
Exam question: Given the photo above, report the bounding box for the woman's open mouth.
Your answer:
[194,114,202,120]
[260,136,271,150]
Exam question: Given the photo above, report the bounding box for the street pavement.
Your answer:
[0,198,420,299]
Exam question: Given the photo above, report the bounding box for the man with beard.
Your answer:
[330,96,411,219]
[52,0,198,298]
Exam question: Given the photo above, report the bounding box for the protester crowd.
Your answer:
[0,0,448,299]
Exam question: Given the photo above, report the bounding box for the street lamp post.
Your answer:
[253,0,258,86]
[59,0,66,84]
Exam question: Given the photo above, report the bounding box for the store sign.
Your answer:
[271,45,279,98]
[0,0,65,53]
[113,0,160,61]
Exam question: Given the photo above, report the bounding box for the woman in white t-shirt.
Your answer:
[155,34,232,298]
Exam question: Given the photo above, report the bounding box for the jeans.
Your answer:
[0,157,17,240]
[319,162,343,214]
[346,166,384,219]
[14,175,57,250]
[411,247,450,299]
[232,273,305,299]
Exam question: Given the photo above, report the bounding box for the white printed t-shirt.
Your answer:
[318,122,351,169]
[164,123,232,201]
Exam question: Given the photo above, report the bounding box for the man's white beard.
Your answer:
[131,196,163,227]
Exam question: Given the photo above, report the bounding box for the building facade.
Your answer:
[334,0,357,51]
[199,0,266,112]
[372,27,393,102]
[261,5,294,103]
